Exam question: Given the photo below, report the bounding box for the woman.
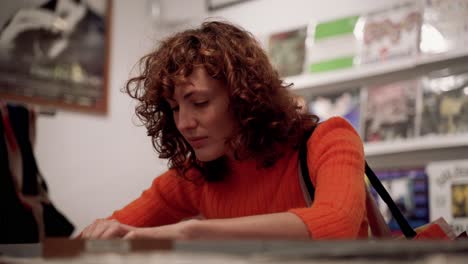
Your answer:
[81,21,367,240]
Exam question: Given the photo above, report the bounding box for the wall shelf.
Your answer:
[286,48,468,95]
[285,49,468,169]
[363,134,468,170]
[364,134,468,156]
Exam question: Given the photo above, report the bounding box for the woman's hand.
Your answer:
[123,219,199,240]
[80,219,135,239]
[81,212,310,240]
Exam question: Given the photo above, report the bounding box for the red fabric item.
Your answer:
[1,108,19,152]
[414,224,450,240]
[110,117,367,239]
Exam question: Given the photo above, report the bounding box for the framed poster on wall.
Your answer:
[0,0,112,114]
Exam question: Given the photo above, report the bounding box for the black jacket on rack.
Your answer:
[0,108,39,243]
[0,105,74,243]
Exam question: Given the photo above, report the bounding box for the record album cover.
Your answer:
[421,0,468,53]
[267,27,306,77]
[307,88,361,134]
[357,2,422,64]
[427,159,468,235]
[305,16,360,73]
[364,80,419,142]
[420,70,468,136]
[371,169,429,234]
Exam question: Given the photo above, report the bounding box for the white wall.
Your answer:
[35,0,410,234]
[35,0,168,235]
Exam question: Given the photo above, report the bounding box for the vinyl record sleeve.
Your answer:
[307,88,361,134]
[420,0,468,54]
[356,2,422,64]
[364,79,419,142]
[267,27,307,77]
[427,159,468,235]
[371,168,429,233]
[420,70,468,136]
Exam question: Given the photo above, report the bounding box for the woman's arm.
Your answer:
[124,212,309,240]
[288,117,366,239]
[109,169,201,227]
[80,170,202,239]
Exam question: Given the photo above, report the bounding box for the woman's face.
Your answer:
[167,67,236,161]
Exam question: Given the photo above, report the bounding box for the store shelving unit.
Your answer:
[365,134,468,156]
[286,48,468,95]
[365,134,468,169]
[286,49,468,169]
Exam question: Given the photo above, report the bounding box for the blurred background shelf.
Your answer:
[365,134,468,156]
[286,48,468,96]
[285,49,468,169]
[364,134,468,170]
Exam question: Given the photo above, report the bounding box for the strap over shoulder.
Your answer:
[298,124,416,238]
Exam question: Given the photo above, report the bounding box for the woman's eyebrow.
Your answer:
[183,91,195,99]
[183,90,209,99]
[168,89,208,102]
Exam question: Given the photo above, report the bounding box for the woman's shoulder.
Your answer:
[306,116,363,150]
[318,116,357,130]
[312,116,360,139]
[305,116,364,169]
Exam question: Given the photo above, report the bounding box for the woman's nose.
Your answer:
[176,107,197,131]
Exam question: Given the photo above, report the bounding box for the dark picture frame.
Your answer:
[206,0,252,11]
[0,0,112,114]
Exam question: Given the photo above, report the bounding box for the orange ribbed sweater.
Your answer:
[111,117,368,239]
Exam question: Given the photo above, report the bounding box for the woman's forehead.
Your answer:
[162,67,227,100]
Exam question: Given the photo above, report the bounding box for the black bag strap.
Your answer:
[299,127,316,203]
[299,126,417,238]
[363,162,416,238]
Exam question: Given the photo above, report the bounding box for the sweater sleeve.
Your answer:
[289,117,366,239]
[109,169,202,227]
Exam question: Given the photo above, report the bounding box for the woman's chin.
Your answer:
[194,149,225,162]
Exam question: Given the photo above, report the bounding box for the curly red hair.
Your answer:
[125,21,318,181]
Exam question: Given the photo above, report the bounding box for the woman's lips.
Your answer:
[187,137,208,148]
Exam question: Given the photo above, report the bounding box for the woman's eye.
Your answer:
[194,101,208,107]
[171,106,179,112]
